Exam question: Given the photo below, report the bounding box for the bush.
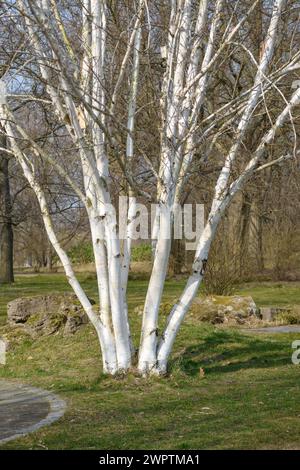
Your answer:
[276,308,300,325]
[203,234,239,296]
[67,241,153,265]
[203,259,239,296]
[131,243,152,262]
[68,242,94,264]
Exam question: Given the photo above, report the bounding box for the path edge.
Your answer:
[0,383,66,445]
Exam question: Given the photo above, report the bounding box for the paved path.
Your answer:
[0,380,66,444]
[243,325,300,334]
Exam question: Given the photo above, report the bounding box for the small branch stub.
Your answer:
[160,46,167,59]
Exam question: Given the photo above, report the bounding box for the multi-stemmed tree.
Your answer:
[1,0,300,375]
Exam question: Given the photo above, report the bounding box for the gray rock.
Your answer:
[6,293,90,338]
[7,297,44,324]
[138,295,260,326]
[189,295,260,325]
[63,311,89,336]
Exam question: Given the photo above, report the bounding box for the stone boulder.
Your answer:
[189,295,259,325]
[134,295,260,326]
[7,293,91,338]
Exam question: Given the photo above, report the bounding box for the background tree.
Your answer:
[0,133,14,283]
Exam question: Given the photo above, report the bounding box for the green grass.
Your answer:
[1,275,300,449]
[236,281,300,307]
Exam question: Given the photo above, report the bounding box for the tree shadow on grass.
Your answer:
[172,328,292,376]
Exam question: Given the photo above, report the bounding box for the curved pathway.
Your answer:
[0,380,66,444]
[243,325,300,334]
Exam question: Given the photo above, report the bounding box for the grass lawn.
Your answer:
[0,274,300,449]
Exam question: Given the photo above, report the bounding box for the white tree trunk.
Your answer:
[138,199,172,374]
[6,126,118,374]
[156,213,220,374]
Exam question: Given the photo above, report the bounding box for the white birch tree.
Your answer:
[1,0,300,376]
